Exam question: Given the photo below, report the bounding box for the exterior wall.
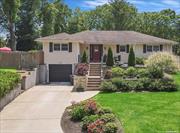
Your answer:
[79,44,173,63]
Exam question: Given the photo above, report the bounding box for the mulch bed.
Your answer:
[61,108,123,133]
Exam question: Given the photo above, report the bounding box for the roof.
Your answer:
[35,30,178,45]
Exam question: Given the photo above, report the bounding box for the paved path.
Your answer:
[0,84,99,133]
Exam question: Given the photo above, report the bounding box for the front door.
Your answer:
[90,45,103,62]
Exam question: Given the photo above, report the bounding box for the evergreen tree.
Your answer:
[128,47,135,66]
[106,47,114,66]
[81,51,88,63]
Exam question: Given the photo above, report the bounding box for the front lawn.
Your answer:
[0,68,16,72]
[94,92,180,133]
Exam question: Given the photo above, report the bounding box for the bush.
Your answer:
[106,48,114,66]
[136,57,145,65]
[84,100,98,115]
[81,51,88,63]
[70,106,86,121]
[104,122,118,133]
[82,115,99,130]
[111,78,125,90]
[87,119,105,133]
[125,67,137,78]
[98,107,112,115]
[128,47,135,66]
[104,69,112,79]
[0,70,20,98]
[100,114,116,123]
[74,63,89,76]
[148,66,164,79]
[137,68,149,78]
[100,81,117,92]
[111,67,124,77]
[146,52,178,74]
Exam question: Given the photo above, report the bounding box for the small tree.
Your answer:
[81,51,88,63]
[106,47,114,66]
[128,47,135,66]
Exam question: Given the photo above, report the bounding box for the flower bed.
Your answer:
[0,70,20,98]
[61,100,122,133]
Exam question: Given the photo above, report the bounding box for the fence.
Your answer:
[0,51,44,69]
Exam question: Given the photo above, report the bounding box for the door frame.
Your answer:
[90,44,103,62]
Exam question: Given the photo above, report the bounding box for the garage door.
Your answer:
[49,64,72,82]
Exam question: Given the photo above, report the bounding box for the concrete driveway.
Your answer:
[0,84,99,133]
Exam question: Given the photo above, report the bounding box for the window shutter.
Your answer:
[69,42,72,52]
[143,44,146,53]
[116,45,120,53]
[126,45,129,53]
[160,45,163,51]
[49,42,53,52]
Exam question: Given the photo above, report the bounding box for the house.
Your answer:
[36,30,177,83]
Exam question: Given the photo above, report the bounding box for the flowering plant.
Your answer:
[74,63,89,76]
[87,119,104,133]
[85,100,98,114]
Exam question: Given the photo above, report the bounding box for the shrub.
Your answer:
[74,63,89,76]
[87,119,105,133]
[100,81,117,92]
[137,68,149,78]
[128,47,135,66]
[125,67,137,78]
[111,67,124,77]
[111,78,124,90]
[100,114,116,123]
[98,107,112,115]
[82,115,99,130]
[136,57,145,65]
[81,51,88,63]
[104,122,118,133]
[106,48,114,66]
[104,69,112,79]
[85,100,98,115]
[159,78,177,91]
[0,71,20,98]
[148,66,164,79]
[70,106,86,121]
[146,52,178,74]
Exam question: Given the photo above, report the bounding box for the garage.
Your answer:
[49,64,72,82]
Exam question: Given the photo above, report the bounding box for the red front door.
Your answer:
[90,45,102,62]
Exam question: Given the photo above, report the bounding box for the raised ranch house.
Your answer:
[36,30,177,84]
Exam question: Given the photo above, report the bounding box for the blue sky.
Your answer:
[64,0,180,13]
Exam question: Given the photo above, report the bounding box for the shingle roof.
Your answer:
[35,30,178,45]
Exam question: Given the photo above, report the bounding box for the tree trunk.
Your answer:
[9,22,16,51]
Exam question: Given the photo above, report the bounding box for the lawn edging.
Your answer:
[0,84,22,110]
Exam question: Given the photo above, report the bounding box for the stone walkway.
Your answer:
[0,84,99,133]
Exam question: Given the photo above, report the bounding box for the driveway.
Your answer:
[0,84,99,133]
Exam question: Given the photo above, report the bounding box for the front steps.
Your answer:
[86,64,102,90]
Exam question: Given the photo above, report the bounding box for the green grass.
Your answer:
[173,72,180,90]
[0,68,16,72]
[95,92,180,133]
[94,73,180,133]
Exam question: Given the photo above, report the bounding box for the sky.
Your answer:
[64,0,180,13]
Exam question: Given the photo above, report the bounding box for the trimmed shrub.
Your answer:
[82,115,99,130]
[106,48,114,66]
[136,57,145,65]
[70,106,86,121]
[81,51,88,63]
[74,63,89,76]
[125,67,137,78]
[111,67,124,77]
[128,47,135,66]
[100,81,117,92]
[100,114,116,123]
[146,52,178,74]
[104,122,118,133]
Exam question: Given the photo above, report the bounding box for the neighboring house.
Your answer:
[36,30,177,82]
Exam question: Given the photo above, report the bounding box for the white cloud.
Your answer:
[162,0,180,7]
[82,0,109,8]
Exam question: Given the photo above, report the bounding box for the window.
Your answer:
[120,45,126,52]
[153,46,160,52]
[54,44,60,51]
[147,45,152,52]
[61,44,68,51]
